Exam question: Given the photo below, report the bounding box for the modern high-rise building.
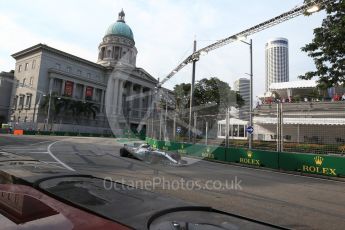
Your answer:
[265,37,289,92]
[233,78,250,121]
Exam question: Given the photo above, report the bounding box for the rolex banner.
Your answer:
[279,152,345,177]
[227,148,279,169]
[64,81,74,96]
[145,138,345,177]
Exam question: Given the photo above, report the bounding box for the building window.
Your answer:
[25,63,29,70]
[52,78,62,94]
[22,78,26,86]
[95,89,102,102]
[30,77,34,85]
[25,94,32,109]
[75,84,83,99]
[114,47,120,59]
[12,96,18,109]
[32,60,36,69]
[100,47,105,60]
[87,73,91,78]
[67,66,71,73]
[56,63,61,70]
[77,70,82,75]
[18,65,22,72]
[18,95,25,109]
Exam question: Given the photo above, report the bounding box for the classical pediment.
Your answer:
[132,68,158,83]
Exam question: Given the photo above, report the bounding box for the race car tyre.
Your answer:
[120,148,129,157]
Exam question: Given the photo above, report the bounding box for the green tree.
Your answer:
[173,83,192,113]
[173,77,244,115]
[70,101,99,123]
[40,93,66,124]
[300,0,345,87]
[41,94,99,125]
[0,115,6,127]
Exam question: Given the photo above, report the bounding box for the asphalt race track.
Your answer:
[1,134,344,230]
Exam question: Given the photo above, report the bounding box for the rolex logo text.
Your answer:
[302,156,336,176]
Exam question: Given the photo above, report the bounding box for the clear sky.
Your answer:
[0,0,325,97]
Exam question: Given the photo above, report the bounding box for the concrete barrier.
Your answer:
[13,129,24,135]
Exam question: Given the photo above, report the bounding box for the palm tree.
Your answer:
[40,93,67,128]
[0,115,6,127]
[70,101,99,124]
[41,92,100,127]
[83,102,99,119]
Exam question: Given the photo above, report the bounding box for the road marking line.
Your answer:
[40,161,67,169]
[47,141,75,171]
[28,152,49,154]
[2,148,46,150]
[30,140,53,145]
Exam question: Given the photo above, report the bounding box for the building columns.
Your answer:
[72,82,76,98]
[112,78,119,114]
[49,78,53,92]
[148,89,153,110]
[61,79,66,96]
[115,79,121,114]
[100,89,105,113]
[129,82,134,117]
[117,80,124,115]
[92,87,96,101]
[138,86,143,118]
[82,85,86,100]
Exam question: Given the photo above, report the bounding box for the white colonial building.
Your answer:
[9,10,158,134]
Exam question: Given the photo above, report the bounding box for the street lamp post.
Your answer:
[33,92,44,129]
[164,92,169,140]
[188,40,197,143]
[46,89,52,131]
[239,38,253,149]
[249,39,253,150]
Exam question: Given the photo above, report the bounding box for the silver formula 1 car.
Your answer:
[120,143,186,165]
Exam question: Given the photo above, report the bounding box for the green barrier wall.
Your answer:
[183,144,226,161]
[227,148,279,169]
[0,129,9,134]
[148,138,155,147]
[18,130,128,138]
[146,138,345,177]
[160,141,180,151]
[23,130,36,135]
[176,142,193,155]
[279,152,345,177]
[147,140,226,161]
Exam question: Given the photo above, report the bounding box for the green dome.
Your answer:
[105,21,134,41]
